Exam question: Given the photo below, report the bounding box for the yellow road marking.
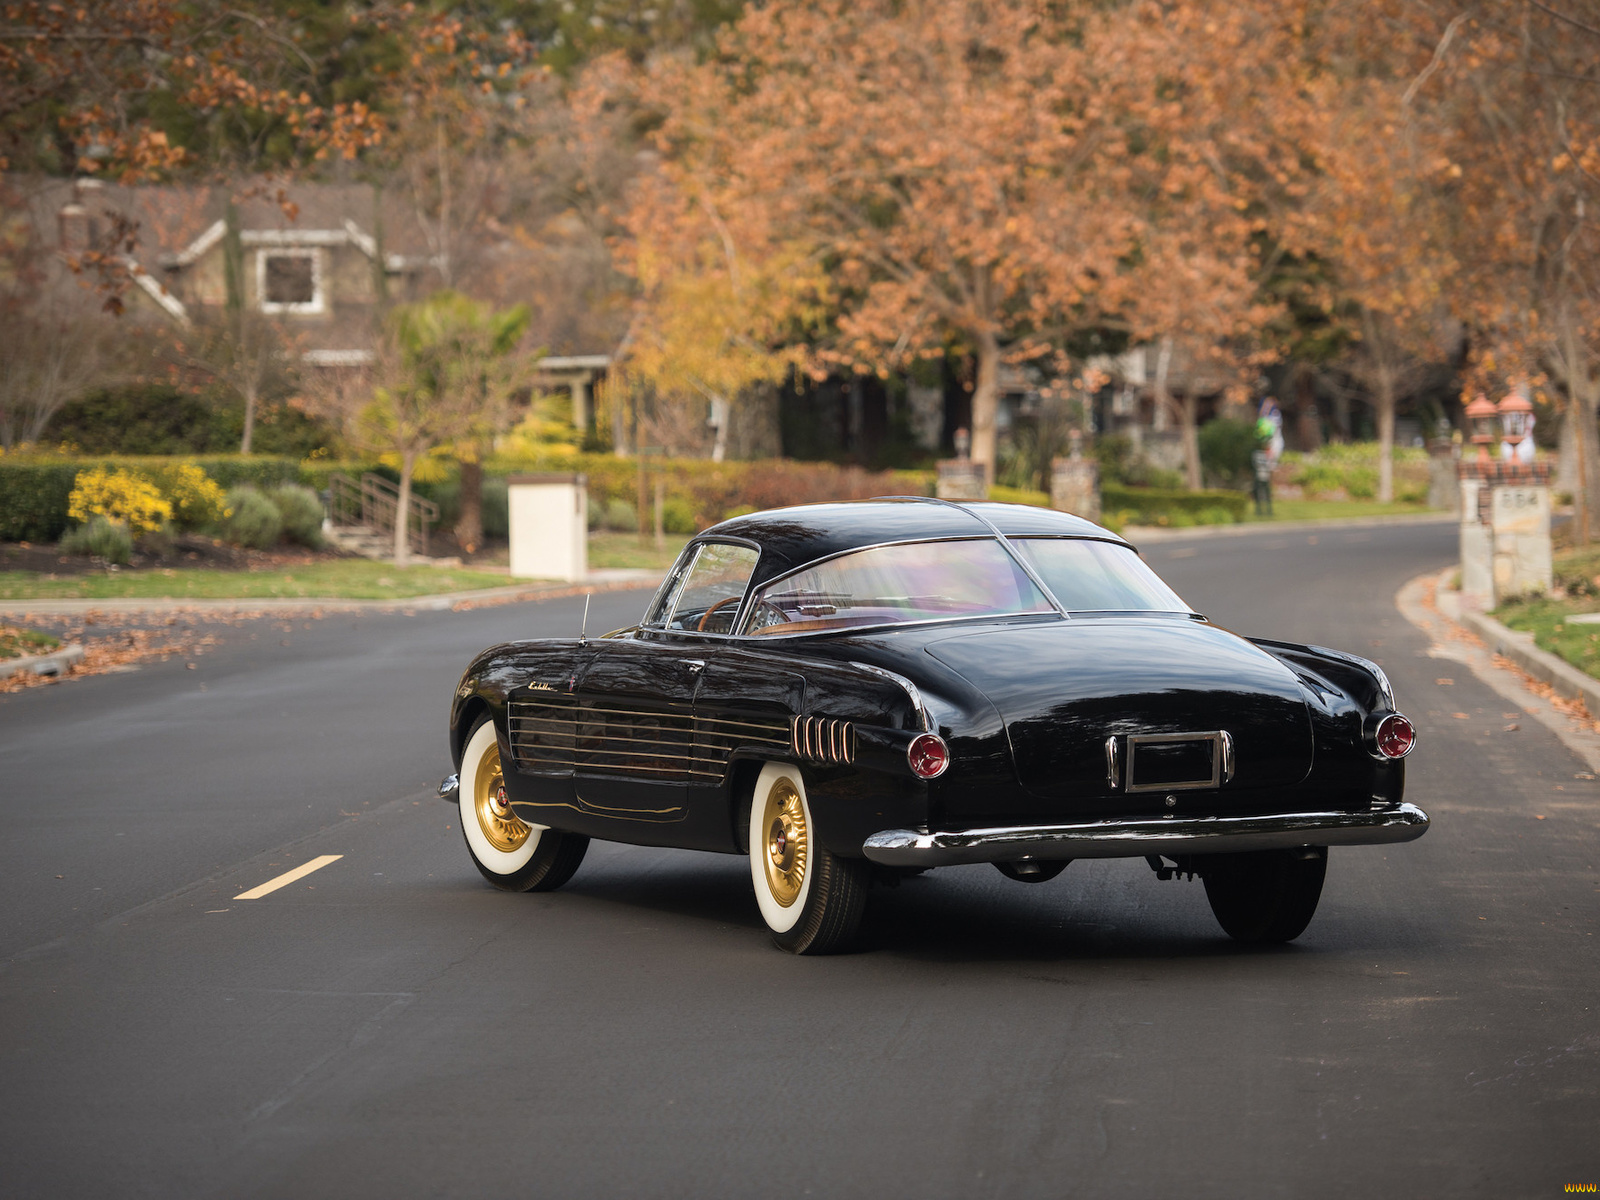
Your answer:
[234,855,343,900]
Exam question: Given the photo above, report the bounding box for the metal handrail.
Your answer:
[327,471,438,557]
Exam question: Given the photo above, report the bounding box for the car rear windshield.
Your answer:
[745,538,1054,636]
[1010,537,1191,613]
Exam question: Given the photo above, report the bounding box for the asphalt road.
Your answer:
[1,520,1596,1199]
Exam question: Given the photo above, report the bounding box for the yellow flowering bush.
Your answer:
[152,462,231,529]
[66,467,172,535]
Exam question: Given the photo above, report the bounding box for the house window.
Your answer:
[258,249,323,314]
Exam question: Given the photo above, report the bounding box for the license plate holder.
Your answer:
[1125,731,1226,793]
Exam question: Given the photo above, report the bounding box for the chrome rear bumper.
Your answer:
[861,803,1430,867]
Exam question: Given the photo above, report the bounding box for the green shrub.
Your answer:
[1101,484,1250,526]
[603,497,638,532]
[222,486,283,549]
[44,384,335,458]
[60,515,133,565]
[0,455,300,541]
[1343,466,1377,499]
[661,497,697,534]
[1198,418,1260,489]
[268,484,325,548]
[481,476,509,539]
[147,462,230,530]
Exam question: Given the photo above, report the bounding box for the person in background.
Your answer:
[1251,419,1276,516]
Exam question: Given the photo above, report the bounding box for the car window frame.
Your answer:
[737,534,1062,640]
[1007,534,1194,616]
[643,536,764,639]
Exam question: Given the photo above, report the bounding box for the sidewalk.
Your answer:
[0,568,662,618]
[1396,565,1600,773]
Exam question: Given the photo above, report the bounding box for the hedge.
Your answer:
[0,455,301,541]
[0,451,1252,544]
[1101,483,1250,527]
[482,453,934,531]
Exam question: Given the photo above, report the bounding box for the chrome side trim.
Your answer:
[861,803,1431,867]
[790,716,856,765]
[1220,730,1235,783]
[1105,736,1120,789]
[849,661,933,732]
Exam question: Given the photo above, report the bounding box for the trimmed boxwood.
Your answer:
[0,456,301,542]
[1101,484,1250,525]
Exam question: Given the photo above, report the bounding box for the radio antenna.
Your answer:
[579,592,591,646]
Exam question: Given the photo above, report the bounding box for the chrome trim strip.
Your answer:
[915,496,1068,618]
[849,661,933,732]
[1220,730,1235,783]
[861,803,1432,867]
[748,609,1060,642]
[1105,736,1119,789]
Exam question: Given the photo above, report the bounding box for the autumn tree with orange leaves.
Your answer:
[625,0,1331,488]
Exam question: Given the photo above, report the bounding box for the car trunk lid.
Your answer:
[924,618,1314,815]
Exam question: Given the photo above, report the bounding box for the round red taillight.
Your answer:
[1375,713,1415,759]
[907,732,950,779]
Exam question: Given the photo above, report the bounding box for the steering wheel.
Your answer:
[696,596,744,632]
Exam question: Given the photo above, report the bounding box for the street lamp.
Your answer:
[1497,391,1533,450]
[1465,393,1499,464]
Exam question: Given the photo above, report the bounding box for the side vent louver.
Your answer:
[791,716,857,766]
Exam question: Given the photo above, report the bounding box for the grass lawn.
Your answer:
[1494,545,1600,679]
[1252,498,1434,523]
[0,559,520,601]
[0,627,60,659]
[585,531,689,571]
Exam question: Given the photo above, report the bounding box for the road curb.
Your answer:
[1124,510,1457,543]
[1435,572,1600,716]
[0,642,85,680]
[0,570,662,618]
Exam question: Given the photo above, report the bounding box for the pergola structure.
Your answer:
[535,355,611,434]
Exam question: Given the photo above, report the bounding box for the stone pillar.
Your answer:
[1489,483,1552,602]
[1427,436,1460,514]
[1457,460,1552,609]
[1458,476,1492,610]
[571,377,591,433]
[1050,439,1101,522]
[935,460,987,500]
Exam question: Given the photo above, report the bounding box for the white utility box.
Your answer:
[508,473,587,581]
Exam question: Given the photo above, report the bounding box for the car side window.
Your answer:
[652,542,760,634]
[642,545,701,628]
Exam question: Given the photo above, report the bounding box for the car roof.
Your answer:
[699,497,1131,589]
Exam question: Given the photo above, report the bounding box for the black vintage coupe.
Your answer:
[440,499,1425,953]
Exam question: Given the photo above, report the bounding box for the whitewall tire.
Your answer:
[748,761,868,954]
[459,716,588,892]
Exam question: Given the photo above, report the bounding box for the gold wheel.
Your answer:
[472,734,531,853]
[760,776,809,907]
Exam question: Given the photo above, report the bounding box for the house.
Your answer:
[36,176,449,367]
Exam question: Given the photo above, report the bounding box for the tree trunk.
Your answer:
[240,380,257,455]
[1376,377,1395,504]
[1181,391,1201,490]
[394,449,415,565]
[1561,311,1595,546]
[455,456,483,556]
[970,329,1000,496]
